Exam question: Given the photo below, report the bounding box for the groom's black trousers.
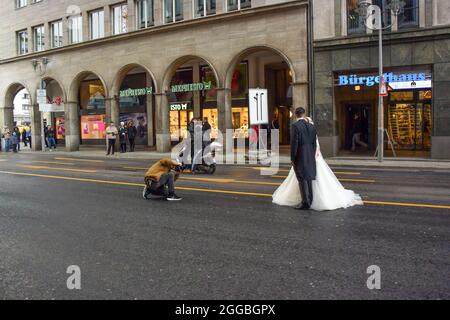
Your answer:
[294,168,314,208]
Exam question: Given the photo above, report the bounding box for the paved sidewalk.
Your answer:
[6,147,450,169]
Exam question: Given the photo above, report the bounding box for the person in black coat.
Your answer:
[202,117,211,148]
[119,122,127,153]
[290,107,318,210]
[127,121,137,152]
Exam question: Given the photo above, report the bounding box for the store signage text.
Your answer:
[338,73,427,87]
[171,81,212,93]
[120,87,153,97]
[170,103,192,111]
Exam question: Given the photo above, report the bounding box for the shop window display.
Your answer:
[56,117,65,141]
[388,89,432,151]
[232,107,249,139]
[168,68,194,142]
[202,108,218,139]
[81,115,106,140]
[119,113,148,145]
[80,80,105,110]
[231,62,249,139]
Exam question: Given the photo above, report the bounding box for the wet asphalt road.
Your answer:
[0,152,449,299]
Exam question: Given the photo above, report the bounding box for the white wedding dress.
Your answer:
[272,122,363,211]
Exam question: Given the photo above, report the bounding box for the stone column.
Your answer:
[146,73,155,147]
[155,92,171,153]
[154,0,163,26]
[82,11,89,41]
[64,101,80,151]
[193,61,201,118]
[104,5,112,37]
[216,0,225,14]
[106,97,120,148]
[62,17,69,46]
[127,0,136,32]
[44,22,51,50]
[0,107,14,130]
[183,0,192,21]
[217,88,232,151]
[30,104,42,151]
[291,82,309,114]
[27,26,34,53]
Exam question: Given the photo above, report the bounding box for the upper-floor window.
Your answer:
[398,0,419,29]
[163,0,183,24]
[347,0,365,34]
[112,3,128,35]
[17,30,28,55]
[90,9,105,39]
[33,25,45,51]
[51,20,63,48]
[227,0,251,12]
[136,0,154,29]
[16,0,27,8]
[194,0,216,18]
[69,15,83,44]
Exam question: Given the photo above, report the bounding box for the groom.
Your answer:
[291,107,318,210]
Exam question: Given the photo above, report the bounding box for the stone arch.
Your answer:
[3,82,33,109]
[1,82,33,129]
[223,45,299,147]
[162,55,221,92]
[224,45,296,88]
[68,70,109,102]
[41,76,67,102]
[111,63,158,96]
[65,70,109,151]
[110,63,159,148]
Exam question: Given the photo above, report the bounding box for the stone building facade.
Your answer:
[0,0,310,152]
[313,0,450,159]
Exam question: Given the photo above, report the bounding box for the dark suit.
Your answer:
[291,119,318,208]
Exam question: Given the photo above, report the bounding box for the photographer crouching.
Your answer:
[143,158,183,201]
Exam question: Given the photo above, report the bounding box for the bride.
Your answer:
[272,118,363,211]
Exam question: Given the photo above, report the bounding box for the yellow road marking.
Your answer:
[32,161,76,166]
[123,166,149,170]
[364,200,450,210]
[17,165,97,173]
[338,178,376,183]
[333,172,361,175]
[180,177,236,183]
[0,170,448,210]
[54,157,104,163]
[271,176,375,183]
[180,176,280,186]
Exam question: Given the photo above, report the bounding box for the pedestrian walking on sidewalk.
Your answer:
[106,121,118,156]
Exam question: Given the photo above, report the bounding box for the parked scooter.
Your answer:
[176,141,222,175]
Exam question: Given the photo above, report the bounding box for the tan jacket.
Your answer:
[105,125,118,140]
[145,158,180,183]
